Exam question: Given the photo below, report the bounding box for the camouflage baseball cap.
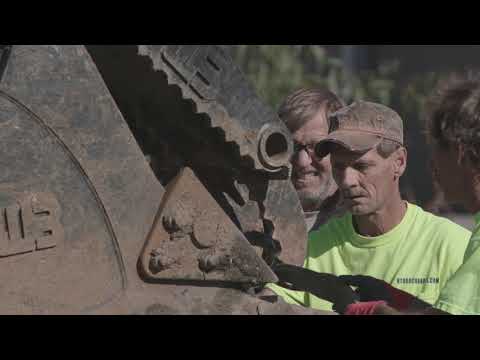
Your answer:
[315,101,404,157]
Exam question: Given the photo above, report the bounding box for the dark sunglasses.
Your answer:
[292,142,330,160]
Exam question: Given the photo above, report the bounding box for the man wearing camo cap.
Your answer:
[270,101,471,313]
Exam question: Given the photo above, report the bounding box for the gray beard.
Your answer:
[298,191,325,212]
[297,178,336,212]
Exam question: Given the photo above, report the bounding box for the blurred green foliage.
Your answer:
[232,45,444,149]
[232,45,401,109]
[398,71,440,124]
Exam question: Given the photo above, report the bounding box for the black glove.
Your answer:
[339,275,417,311]
[272,264,359,313]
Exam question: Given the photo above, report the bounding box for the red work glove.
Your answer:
[339,275,417,311]
[344,301,388,315]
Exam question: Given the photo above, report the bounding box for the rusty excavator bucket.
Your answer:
[0,45,310,314]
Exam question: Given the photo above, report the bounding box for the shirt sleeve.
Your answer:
[438,225,472,290]
[435,233,480,315]
[266,283,307,307]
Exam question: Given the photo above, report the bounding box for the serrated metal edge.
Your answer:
[137,45,262,170]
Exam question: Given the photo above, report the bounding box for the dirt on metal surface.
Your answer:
[138,167,277,285]
[0,45,317,314]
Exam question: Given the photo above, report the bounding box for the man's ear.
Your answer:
[457,142,467,166]
[393,147,407,178]
[473,171,480,188]
[459,142,480,186]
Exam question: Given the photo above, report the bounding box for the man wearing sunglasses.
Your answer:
[270,101,471,312]
[261,88,349,309]
[278,88,347,232]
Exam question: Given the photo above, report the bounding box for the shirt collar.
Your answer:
[348,202,412,248]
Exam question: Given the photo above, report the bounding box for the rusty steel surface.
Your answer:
[141,45,308,266]
[137,45,293,172]
[138,167,277,285]
[0,192,63,257]
[87,45,309,267]
[0,45,315,314]
[223,175,308,266]
[0,45,154,313]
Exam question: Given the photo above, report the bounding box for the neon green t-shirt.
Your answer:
[270,203,471,311]
[435,213,480,315]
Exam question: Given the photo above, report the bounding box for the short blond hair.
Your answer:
[278,88,345,132]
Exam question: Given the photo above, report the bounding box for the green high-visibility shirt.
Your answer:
[269,202,471,312]
[435,213,480,315]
